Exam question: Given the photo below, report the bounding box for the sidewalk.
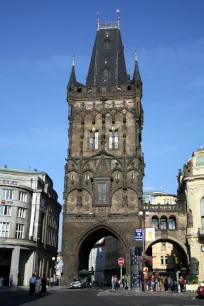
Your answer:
[0,286,67,292]
[101,289,198,299]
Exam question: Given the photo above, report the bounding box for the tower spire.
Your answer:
[97,12,100,30]
[132,50,142,84]
[116,9,120,29]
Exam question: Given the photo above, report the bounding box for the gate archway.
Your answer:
[75,223,130,278]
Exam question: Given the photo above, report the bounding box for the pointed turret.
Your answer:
[68,55,77,86]
[132,51,142,85]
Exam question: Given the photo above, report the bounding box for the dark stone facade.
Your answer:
[62,24,144,282]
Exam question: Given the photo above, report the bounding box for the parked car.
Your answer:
[197,285,204,298]
[70,279,82,289]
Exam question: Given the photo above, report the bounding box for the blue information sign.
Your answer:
[135,229,143,241]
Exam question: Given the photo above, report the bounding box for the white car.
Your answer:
[70,280,82,289]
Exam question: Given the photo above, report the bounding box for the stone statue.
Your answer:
[122,191,128,207]
[187,209,193,228]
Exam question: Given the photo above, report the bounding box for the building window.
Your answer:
[201,197,204,228]
[17,208,25,218]
[109,128,119,150]
[161,256,168,265]
[0,205,12,216]
[3,189,13,200]
[97,183,107,204]
[89,130,99,150]
[160,216,167,229]
[0,222,9,237]
[104,39,110,50]
[103,68,110,82]
[152,216,159,229]
[169,216,176,229]
[16,224,24,239]
[19,191,27,202]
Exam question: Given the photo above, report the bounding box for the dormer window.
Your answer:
[104,39,110,50]
[103,68,110,81]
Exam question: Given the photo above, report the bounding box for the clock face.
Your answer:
[201,245,204,252]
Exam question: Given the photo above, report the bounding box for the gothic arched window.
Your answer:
[152,216,159,229]
[200,197,204,228]
[169,216,176,230]
[103,68,110,82]
[160,216,167,230]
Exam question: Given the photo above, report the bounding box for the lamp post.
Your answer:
[138,211,150,291]
[52,257,56,286]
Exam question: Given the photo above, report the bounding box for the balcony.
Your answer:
[198,228,204,237]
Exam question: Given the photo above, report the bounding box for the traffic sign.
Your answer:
[135,229,143,241]
[118,257,124,265]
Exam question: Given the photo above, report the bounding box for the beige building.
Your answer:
[0,167,61,286]
[143,191,183,273]
[178,148,204,281]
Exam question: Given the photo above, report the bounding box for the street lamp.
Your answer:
[138,210,150,291]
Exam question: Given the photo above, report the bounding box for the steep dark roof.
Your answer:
[68,65,83,87]
[86,27,128,87]
[132,59,142,84]
[68,65,77,86]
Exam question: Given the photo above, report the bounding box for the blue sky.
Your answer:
[1,0,204,249]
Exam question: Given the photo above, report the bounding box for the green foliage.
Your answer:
[185,274,199,284]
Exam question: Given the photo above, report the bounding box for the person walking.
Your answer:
[180,276,185,292]
[35,276,41,294]
[9,275,13,289]
[126,274,131,290]
[41,275,47,293]
[29,273,36,296]
[0,277,2,289]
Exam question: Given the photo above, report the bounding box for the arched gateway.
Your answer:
[62,15,145,285]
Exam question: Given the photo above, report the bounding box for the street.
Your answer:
[0,289,204,306]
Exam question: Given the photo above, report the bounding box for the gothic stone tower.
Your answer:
[62,14,144,282]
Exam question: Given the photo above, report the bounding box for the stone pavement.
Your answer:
[99,289,198,299]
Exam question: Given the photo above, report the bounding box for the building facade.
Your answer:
[178,148,204,281]
[0,167,61,286]
[62,13,145,284]
[88,238,106,284]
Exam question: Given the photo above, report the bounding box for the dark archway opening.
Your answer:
[78,227,126,286]
[146,239,188,276]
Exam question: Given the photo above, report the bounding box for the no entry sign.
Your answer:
[118,257,124,265]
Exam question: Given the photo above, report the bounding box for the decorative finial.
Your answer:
[72,55,75,67]
[135,50,138,62]
[97,12,100,30]
[116,9,120,29]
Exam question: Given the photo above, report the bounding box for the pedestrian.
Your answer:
[9,275,13,289]
[2,277,4,288]
[180,276,185,292]
[126,274,131,290]
[0,277,2,289]
[115,276,119,289]
[29,273,36,296]
[41,275,47,293]
[35,276,41,294]
[50,276,54,287]
[111,275,115,290]
[164,277,168,291]
[167,276,172,292]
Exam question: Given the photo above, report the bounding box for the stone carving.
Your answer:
[76,193,82,208]
[187,209,193,228]
[122,191,128,207]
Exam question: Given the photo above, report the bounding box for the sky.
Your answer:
[0,0,204,249]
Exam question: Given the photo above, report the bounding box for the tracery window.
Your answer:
[97,183,107,204]
[109,128,118,150]
[169,216,176,230]
[89,130,99,150]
